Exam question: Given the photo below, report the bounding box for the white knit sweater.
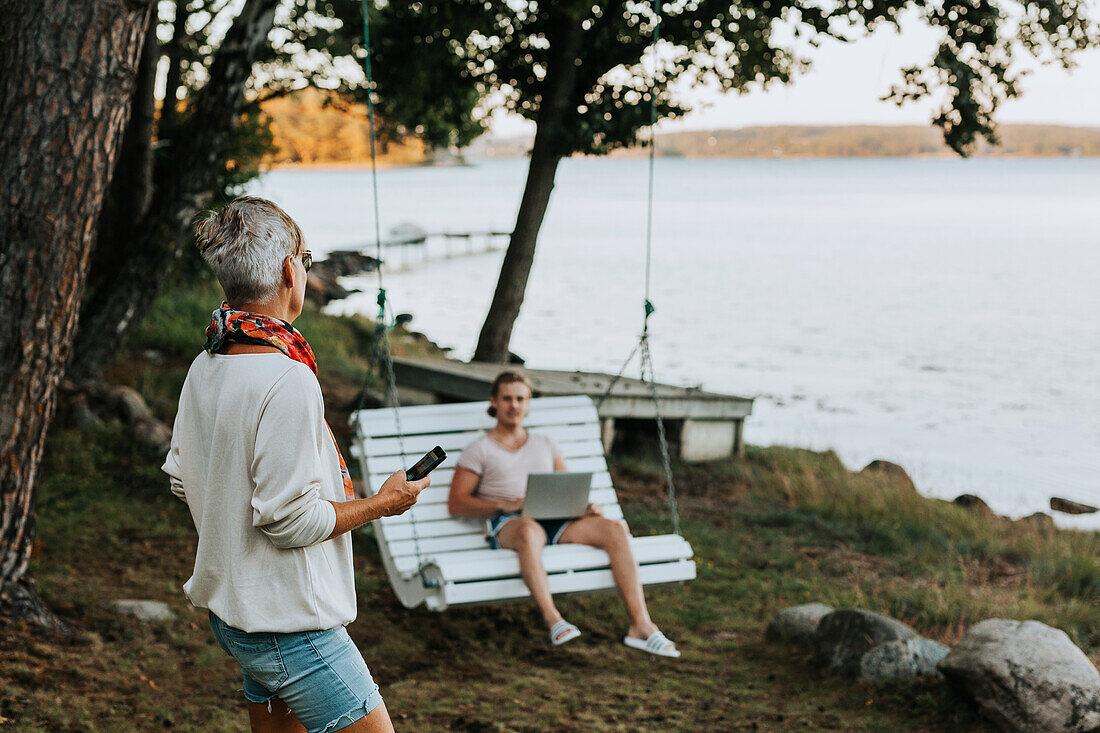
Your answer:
[161,352,355,633]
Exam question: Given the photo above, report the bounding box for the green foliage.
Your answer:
[128,281,223,359]
[329,0,1097,156]
[127,278,379,387]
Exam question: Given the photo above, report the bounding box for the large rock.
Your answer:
[304,250,379,307]
[860,460,916,491]
[1018,512,1055,531]
[1050,497,1099,515]
[767,603,834,645]
[860,638,951,681]
[938,619,1100,732]
[954,494,995,517]
[109,385,154,422]
[133,418,173,451]
[813,609,918,677]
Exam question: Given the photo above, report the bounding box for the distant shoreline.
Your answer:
[263,151,1100,173]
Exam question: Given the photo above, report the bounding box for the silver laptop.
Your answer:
[523,472,593,519]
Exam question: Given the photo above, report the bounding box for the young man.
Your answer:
[447,371,679,657]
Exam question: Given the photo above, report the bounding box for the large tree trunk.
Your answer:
[68,9,160,385]
[472,12,585,364]
[67,0,279,383]
[0,0,152,625]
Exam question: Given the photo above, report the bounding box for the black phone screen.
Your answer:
[406,446,447,481]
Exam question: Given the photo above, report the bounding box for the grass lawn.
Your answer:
[2,285,1096,731]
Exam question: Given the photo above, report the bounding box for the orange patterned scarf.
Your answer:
[206,303,355,499]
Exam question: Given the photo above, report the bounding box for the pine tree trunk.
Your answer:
[67,0,279,383]
[66,9,159,385]
[472,13,585,364]
[0,0,152,624]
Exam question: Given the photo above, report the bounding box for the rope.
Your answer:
[643,0,661,318]
[356,0,425,577]
[596,0,682,538]
[641,335,681,536]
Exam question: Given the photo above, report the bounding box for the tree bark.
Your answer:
[472,12,585,364]
[71,8,159,384]
[67,0,279,383]
[0,0,152,624]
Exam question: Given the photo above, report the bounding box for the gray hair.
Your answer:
[193,196,304,305]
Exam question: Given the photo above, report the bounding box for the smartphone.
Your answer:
[405,445,447,482]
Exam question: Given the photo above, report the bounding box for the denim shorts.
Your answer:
[208,612,383,733]
[487,513,574,550]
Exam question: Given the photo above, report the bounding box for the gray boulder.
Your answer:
[109,385,155,423]
[860,638,951,681]
[860,460,916,491]
[108,599,175,623]
[814,609,918,677]
[954,494,995,518]
[1050,497,1099,515]
[767,603,834,645]
[1018,512,1055,531]
[938,619,1100,732]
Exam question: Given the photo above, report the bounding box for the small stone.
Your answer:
[767,603,834,645]
[954,494,994,517]
[813,609,918,677]
[860,638,950,681]
[938,619,1100,732]
[1050,497,1099,515]
[108,599,175,623]
[859,460,916,491]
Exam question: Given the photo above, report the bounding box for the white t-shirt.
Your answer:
[456,432,563,503]
[161,352,355,633]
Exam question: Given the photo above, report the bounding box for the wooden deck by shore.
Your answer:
[387,357,754,460]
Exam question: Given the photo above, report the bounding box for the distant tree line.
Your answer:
[261,97,1100,161]
[649,124,1100,158]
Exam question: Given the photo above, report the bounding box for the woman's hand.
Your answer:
[584,503,604,518]
[377,470,430,517]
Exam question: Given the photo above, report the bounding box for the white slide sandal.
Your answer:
[623,630,680,658]
[550,620,581,646]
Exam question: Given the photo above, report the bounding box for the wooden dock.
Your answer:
[387,357,754,461]
[354,229,511,272]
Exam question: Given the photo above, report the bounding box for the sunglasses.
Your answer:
[300,249,312,272]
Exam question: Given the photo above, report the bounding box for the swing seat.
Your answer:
[349,395,696,611]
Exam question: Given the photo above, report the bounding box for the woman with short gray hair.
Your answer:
[162,196,428,733]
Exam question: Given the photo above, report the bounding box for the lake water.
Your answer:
[248,157,1100,530]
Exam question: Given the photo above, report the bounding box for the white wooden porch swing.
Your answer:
[347,0,694,611]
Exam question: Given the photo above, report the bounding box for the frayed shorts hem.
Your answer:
[318,690,384,732]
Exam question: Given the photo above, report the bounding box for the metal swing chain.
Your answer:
[358,0,425,575]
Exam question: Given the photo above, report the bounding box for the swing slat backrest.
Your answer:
[350,395,695,611]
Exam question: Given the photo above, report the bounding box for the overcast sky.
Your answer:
[489,10,1100,136]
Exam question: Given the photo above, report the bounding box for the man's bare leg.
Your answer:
[559,517,665,643]
[497,517,572,638]
[247,699,395,733]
